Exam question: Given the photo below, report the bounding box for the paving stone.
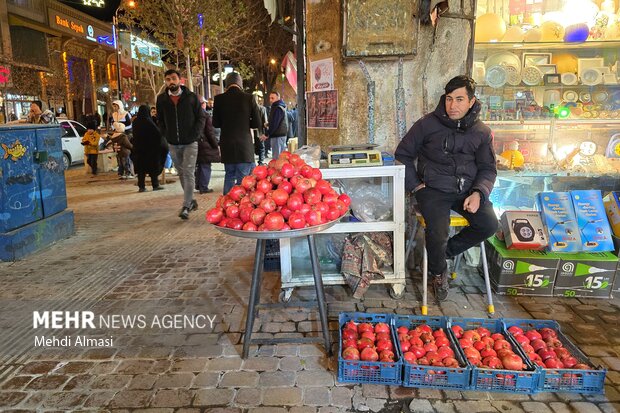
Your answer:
[262,387,303,406]
[433,400,458,413]
[108,390,153,408]
[172,359,209,372]
[150,389,193,408]
[521,401,552,413]
[63,374,94,390]
[91,374,132,389]
[1,376,33,390]
[416,388,443,399]
[275,344,299,357]
[18,361,58,374]
[82,390,118,407]
[300,356,329,371]
[297,371,335,387]
[197,409,241,413]
[234,388,262,406]
[206,358,243,371]
[247,408,287,413]
[193,388,234,406]
[568,402,602,413]
[549,402,573,413]
[290,407,319,413]
[26,375,70,390]
[318,407,350,413]
[599,403,620,413]
[258,371,296,387]
[0,392,28,407]
[192,372,220,387]
[116,360,154,374]
[299,344,325,356]
[129,374,159,390]
[361,384,389,399]
[56,361,94,374]
[529,392,559,402]
[601,357,620,370]
[330,386,353,408]
[219,371,259,388]
[279,356,303,371]
[408,399,434,413]
[39,391,88,409]
[453,400,501,412]
[153,373,194,388]
[303,387,330,406]
[241,357,279,371]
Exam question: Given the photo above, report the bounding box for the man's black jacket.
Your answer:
[395,96,496,202]
[156,86,205,145]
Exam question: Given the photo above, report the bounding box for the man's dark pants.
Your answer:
[415,187,498,276]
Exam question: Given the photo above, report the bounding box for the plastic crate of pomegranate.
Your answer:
[392,315,471,390]
[502,318,606,394]
[447,317,539,394]
[338,312,401,385]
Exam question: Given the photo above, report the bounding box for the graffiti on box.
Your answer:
[2,139,27,161]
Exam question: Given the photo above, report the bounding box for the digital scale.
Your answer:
[327,144,383,168]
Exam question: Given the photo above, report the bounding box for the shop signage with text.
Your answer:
[47,9,114,49]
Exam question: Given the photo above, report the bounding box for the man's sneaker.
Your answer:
[432,274,450,302]
[190,199,198,211]
[179,207,190,220]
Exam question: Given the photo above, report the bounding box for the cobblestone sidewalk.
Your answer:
[0,168,619,412]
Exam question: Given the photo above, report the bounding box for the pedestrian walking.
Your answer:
[131,105,168,192]
[81,119,100,176]
[261,91,288,161]
[156,69,206,220]
[107,122,133,179]
[212,72,263,194]
[195,98,220,193]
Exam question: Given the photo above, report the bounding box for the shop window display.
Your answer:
[473,0,620,213]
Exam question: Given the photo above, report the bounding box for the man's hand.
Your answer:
[259,134,268,142]
[463,191,481,214]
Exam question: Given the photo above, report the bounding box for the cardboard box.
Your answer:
[486,236,559,296]
[500,210,548,250]
[603,191,620,237]
[536,192,582,252]
[612,267,620,298]
[553,252,618,298]
[570,190,614,252]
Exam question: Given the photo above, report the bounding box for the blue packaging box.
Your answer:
[536,192,582,252]
[570,190,614,252]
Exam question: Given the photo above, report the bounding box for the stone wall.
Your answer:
[306,0,476,152]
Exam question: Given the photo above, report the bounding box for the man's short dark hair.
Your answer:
[164,69,181,78]
[85,119,97,130]
[269,91,280,98]
[445,75,476,99]
[32,100,43,110]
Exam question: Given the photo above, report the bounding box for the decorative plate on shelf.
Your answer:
[561,72,578,85]
[581,68,603,86]
[563,90,578,103]
[504,65,521,86]
[592,90,609,104]
[579,92,591,103]
[522,66,543,86]
[485,52,522,74]
[485,65,507,88]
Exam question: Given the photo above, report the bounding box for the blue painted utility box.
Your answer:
[0,124,74,260]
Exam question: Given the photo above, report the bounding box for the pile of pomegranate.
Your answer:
[396,324,461,367]
[206,152,351,231]
[506,325,590,370]
[452,325,527,370]
[341,320,396,363]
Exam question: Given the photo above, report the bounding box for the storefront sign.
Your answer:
[130,35,163,66]
[48,9,114,49]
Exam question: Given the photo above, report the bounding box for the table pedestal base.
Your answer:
[242,234,332,358]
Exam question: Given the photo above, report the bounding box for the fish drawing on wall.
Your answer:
[2,139,27,161]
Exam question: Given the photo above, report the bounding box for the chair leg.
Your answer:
[452,253,462,280]
[421,247,428,315]
[479,241,495,315]
[405,221,418,265]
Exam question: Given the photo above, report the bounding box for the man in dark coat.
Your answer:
[261,91,288,161]
[195,99,220,193]
[156,68,206,220]
[131,105,168,192]
[395,75,498,301]
[212,72,263,194]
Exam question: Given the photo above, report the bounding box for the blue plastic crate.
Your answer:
[392,315,471,390]
[448,317,539,394]
[337,312,401,385]
[502,318,606,394]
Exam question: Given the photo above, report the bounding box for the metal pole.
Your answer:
[113,14,122,100]
[295,0,306,146]
[217,47,224,91]
[205,54,211,98]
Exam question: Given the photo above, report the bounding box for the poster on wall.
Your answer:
[307,90,338,129]
[310,58,334,92]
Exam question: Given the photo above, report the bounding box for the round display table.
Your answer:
[215,220,338,358]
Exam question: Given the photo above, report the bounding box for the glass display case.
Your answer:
[278,165,406,301]
[473,0,620,212]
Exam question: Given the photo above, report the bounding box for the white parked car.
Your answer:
[59,119,104,170]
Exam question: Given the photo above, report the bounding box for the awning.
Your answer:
[8,14,64,37]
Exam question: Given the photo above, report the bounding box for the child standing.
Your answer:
[107,122,133,179]
[81,119,100,175]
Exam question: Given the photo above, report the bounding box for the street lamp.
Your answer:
[112,1,136,100]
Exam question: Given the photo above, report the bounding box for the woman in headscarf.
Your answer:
[130,105,168,192]
[108,100,132,135]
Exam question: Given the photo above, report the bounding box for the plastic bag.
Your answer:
[294,145,321,167]
[338,178,393,222]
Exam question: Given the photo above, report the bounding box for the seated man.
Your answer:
[395,75,498,301]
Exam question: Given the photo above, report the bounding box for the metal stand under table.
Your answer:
[216,221,338,358]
